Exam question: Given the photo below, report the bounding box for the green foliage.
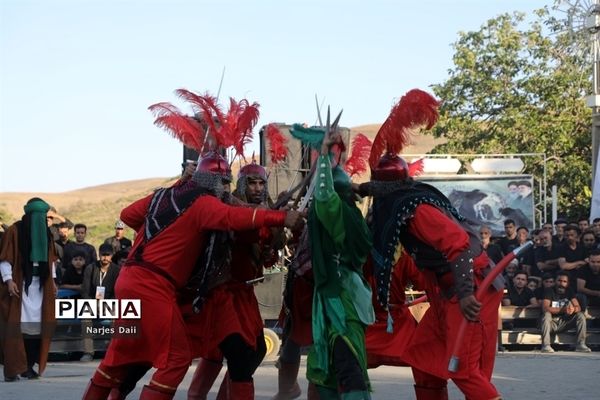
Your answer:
[430,8,592,220]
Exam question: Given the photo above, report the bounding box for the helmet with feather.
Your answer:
[368,89,439,182]
[149,89,259,196]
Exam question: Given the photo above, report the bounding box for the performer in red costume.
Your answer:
[364,254,425,369]
[186,161,286,400]
[82,90,305,400]
[358,89,504,400]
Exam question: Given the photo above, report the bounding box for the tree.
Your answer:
[430,8,592,221]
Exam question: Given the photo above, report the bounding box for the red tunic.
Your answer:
[365,254,425,368]
[101,193,286,369]
[186,229,266,360]
[399,205,501,385]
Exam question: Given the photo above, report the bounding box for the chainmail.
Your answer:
[192,170,231,199]
[234,176,268,203]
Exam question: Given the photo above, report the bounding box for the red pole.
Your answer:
[447,241,534,373]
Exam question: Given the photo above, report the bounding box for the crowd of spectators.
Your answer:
[490,217,600,352]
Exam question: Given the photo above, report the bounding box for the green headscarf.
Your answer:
[23,199,50,263]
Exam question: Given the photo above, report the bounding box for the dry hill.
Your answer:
[0,125,444,250]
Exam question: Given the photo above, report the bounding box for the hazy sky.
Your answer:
[1,0,551,193]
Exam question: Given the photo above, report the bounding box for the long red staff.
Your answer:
[448,240,534,373]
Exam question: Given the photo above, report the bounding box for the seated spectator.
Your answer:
[502,271,538,307]
[581,230,598,256]
[59,250,87,294]
[480,224,503,264]
[534,273,555,304]
[558,225,587,289]
[578,249,600,307]
[527,277,539,292]
[552,218,568,246]
[578,217,590,233]
[534,230,560,278]
[503,259,519,289]
[593,217,600,242]
[516,226,534,275]
[541,272,591,353]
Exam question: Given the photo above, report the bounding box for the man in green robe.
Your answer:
[305,129,374,400]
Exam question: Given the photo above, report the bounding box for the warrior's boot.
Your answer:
[271,361,301,400]
[187,359,223,400]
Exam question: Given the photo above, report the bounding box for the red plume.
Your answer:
[369,89,439,169]
[174,89,260,158]
[408,158,425,177]
[174,89,225,148]
[220,97,260,157]
[148,102,205,152]
[344,133,373,178]
[265,123,288,165]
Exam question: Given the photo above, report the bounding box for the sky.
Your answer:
[0,0,553,193]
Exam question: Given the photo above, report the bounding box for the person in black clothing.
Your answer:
[534,230,561,278]
[578,249,600,307]
[557,225,587,290]
[498,219,519,255]
[502,271,537,307]
[480,225,503,264]
[581,230,598,256]
[59,250,86,294]
[534,273,555,304]
[541,272,590,353]
[63,223,97,268]
[103,220,133,254]
[80,243,121,362]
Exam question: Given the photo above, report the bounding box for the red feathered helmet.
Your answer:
[238,162,267,182]
[195,151,232,183]
[371,153,409,181]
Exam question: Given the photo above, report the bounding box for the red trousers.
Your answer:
[403,287,503,400]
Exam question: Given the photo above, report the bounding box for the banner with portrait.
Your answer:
[419,174,535,235]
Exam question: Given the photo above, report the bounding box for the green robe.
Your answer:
[306,155,375,391]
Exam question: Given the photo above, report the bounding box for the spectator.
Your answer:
[534,273,555,304]
[553,218,568,246]
[534,230,560,278]
[557,225,587,288]
[502,271,538,307]
[111,250,129,267]
[498,219,519,255]
[592,217,600,242]
[541,272,591,353]
[516,226,534,275]
[80,243,121,362]
[541,222,554,234]
[54,221,73,261]
[578,217,590,233]
[103,220,132,254]
[59,250,87,293]
[527,277,539,292]
[581,230,598,256]
[480,224,503,264]
[63,223,97,268]
[577,249,600,307]
[503,259,519,289]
